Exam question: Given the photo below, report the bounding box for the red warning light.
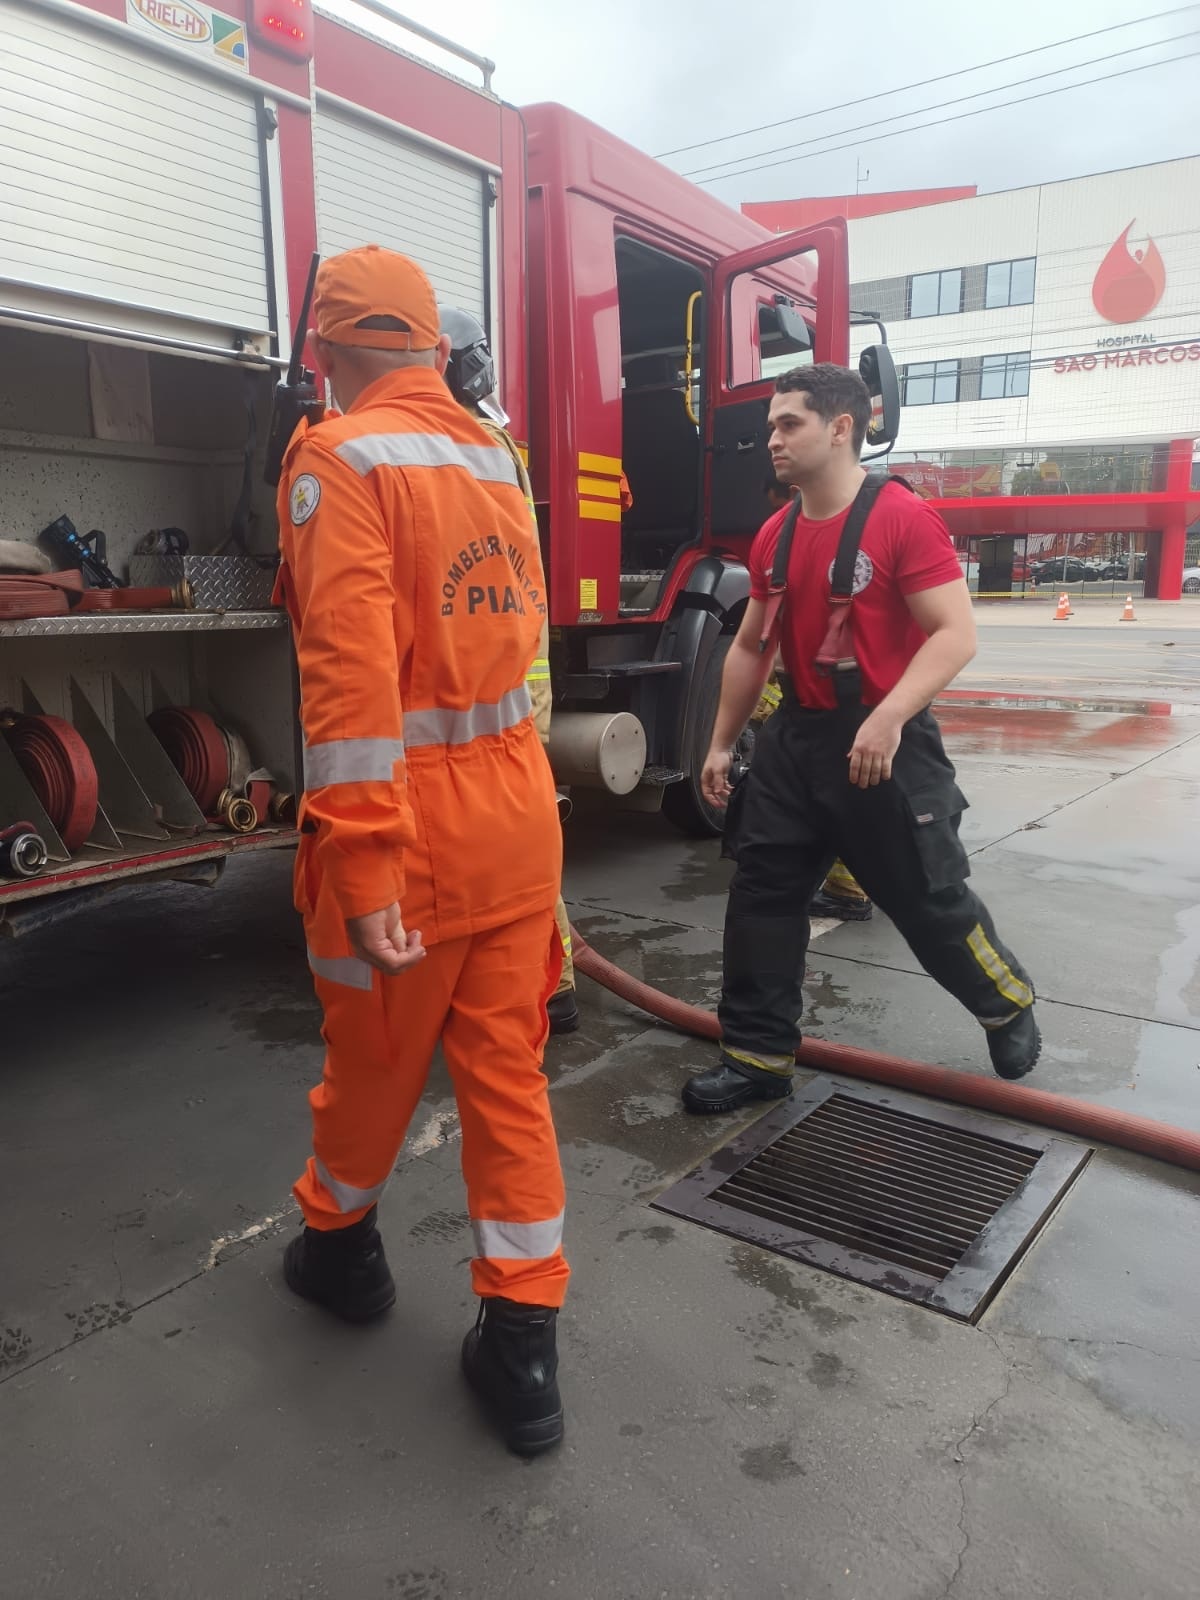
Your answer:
[250,0,314,63]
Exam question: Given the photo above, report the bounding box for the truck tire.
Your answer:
[662,635,754,838]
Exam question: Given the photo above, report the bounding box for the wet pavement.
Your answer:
[2,626,1199,1600]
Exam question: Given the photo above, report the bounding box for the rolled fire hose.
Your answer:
[147,707,230,815]
[2,712,98,850]
[569,926,1200,1175]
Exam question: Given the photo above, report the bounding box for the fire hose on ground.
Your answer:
[568,926,1200,1175]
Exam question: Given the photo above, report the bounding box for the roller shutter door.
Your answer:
[314,103,486,322]
[0,0,270,340]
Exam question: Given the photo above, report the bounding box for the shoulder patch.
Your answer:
[289,473,321,526]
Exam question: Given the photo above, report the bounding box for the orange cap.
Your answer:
[313,244,440,351]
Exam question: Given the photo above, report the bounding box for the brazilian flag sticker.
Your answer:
[212,11,248,69]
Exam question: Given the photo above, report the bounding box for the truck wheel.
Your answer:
[662,635,754,838]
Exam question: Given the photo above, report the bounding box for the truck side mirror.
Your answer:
[773,298,812,353]
[858,343,900,450]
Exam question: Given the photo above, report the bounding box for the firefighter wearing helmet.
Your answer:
[442,305,579,1036]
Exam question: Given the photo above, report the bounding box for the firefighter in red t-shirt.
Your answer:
[682,364,1039,1114]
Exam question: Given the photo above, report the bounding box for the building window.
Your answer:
[985,257,1036,309]
[903,360,960,405]
[980,352,1031,399]
[908,268,963,318]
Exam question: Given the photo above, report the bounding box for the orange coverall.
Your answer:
[276,367,568,1308]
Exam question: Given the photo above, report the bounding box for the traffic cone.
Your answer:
[1053,592,1071,620]
[1119,594,1136,622]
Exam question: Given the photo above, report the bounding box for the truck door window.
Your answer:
[615,236,706,607]
[728,267,816,388]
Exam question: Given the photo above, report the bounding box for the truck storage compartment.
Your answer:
[0,324,296,908]
[1,0,274,353]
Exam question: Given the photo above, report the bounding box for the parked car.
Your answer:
[1030,557,1100,584]
[1098,552,1148,581]
[1182,566,1200,595]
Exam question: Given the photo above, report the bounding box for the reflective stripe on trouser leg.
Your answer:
[966,923,1034,1010]
[723,1046,795,1078]
[553,894,574,995]
[473,1213,564,1259]
[442,908,569,1307]
[296,893,466,1230]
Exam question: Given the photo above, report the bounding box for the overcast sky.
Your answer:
[338,0,1200,203]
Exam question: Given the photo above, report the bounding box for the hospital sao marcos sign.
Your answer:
[1054,219,1198,375]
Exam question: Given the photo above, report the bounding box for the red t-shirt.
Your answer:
[748,480,964,708]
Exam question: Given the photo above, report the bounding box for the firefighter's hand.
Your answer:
[701,746,734,809]
[847,709,903,789]
[346,903,427,975]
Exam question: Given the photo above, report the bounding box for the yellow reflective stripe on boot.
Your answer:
[824,859,870,901]
[724,1046,794,1078]
[966,924,1034,1009]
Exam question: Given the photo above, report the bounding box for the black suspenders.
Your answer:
[759,475,917,709]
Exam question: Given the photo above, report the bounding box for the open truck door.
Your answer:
[660,219,901,839]
[700,219,897,548]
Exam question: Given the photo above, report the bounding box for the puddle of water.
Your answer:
[939,690,1190,717]
[937,706,1188,760]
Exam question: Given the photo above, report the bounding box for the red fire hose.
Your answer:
[3,713,98,850]
[569,927,1200,1174]
[147,707,230,815]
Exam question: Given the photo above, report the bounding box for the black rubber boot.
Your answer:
[987,1007,1042,1080]
[809,888,874,922]
[546,990,580,1036]
[283,1205,396,1323]
[461,1297,564,1457]
[682,1055,794,1115]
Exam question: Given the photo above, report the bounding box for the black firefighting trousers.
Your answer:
[718,694,1034,1073]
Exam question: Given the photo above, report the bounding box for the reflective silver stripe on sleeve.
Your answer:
[405,684,532,749]
[314,1156,389,1214]
[303,736,405,790]
[335,432,520,487]
[472,1212,565,1260]
[308,950,374,991]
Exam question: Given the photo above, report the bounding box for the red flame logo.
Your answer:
[1092,221,1166,324]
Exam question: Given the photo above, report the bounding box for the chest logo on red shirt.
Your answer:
[827,551,875,595]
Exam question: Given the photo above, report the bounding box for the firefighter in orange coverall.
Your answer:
[276,246,568,1457]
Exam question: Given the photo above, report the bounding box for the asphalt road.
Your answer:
[962,622,1200,707]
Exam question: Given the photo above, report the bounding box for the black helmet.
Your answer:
[441,306,498,411]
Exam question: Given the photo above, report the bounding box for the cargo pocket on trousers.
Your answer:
[293,829,320,917]
[720,774,749,861]
[904,787,971,894]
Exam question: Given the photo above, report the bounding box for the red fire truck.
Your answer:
[0,0,896,930]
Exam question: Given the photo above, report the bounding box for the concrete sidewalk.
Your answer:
[1,693,1198,1599]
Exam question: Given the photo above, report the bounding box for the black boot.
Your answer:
[987,1007,1042,1080]
[546,990,580,1036]
[809,887,873,922]
[682,1054,794,1115]
[283,1205,396,1323]
[461,1297,564,1457]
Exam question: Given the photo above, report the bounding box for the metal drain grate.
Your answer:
[655,1078,1090,1320]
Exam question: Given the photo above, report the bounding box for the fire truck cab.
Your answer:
[524,105,873,831]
